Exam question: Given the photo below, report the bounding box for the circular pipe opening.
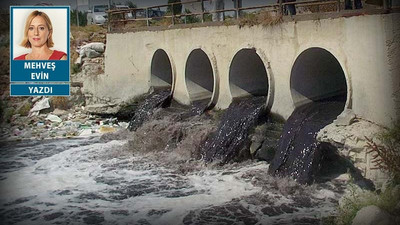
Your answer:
[151,49,173,89]
[229,49,269,99]
[185,49,215,104]
[290,47,347,108]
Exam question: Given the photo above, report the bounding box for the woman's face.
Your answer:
[28,16,50,48]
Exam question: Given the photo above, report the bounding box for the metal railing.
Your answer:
[107,0,395,31]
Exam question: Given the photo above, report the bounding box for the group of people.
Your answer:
[211,0,242,21]
[211,0,296,20]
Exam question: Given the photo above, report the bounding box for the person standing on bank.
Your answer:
[211,0,225,22]
[232,0,242,18]
[14,10,67,60]
[285,0,296,16]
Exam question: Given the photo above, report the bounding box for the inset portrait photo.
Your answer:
[10,6,70,96]
[12,7,68,61]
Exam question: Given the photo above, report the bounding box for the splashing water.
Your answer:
[201,96,268,164]
[128,89,172,131]
[268,98,345,184]
[0,137,347,225]
[0,94,351,224]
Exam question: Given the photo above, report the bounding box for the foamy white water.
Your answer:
[0,137,347,224]
[0,138,274,225]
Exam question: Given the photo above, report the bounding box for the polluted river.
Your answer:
[0,89,353,225]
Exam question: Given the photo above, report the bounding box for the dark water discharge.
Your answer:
[201,96,268,164]
[268,98,346,184]
[0,94,352,224]
[128,89,172,131]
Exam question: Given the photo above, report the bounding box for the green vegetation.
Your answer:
[150,13,173,27]
[333,121,400,225]
[125,1,137,8]
[335,184,400,225]
[238,10,283,28]
[184,9,200,24]
[16,101,32,116]
[366,120,400,183]
[71,64,82,74]
[167,0,182,15]
[2,107,14,123]
[70,10,88,27]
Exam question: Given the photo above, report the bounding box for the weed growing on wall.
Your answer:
[366,120,400,182]
[239,10,283,28]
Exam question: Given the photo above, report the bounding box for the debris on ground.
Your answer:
[0,96,125,141]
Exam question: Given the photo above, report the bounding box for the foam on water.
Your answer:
[0,138,265,224]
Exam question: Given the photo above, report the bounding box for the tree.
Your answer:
[167,0,182,15]
[70,10,87,26]
[125,1,137,8]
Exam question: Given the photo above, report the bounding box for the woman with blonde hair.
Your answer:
[14,10,67,60]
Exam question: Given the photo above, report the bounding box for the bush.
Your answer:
[71,63,81,74]
[238,10,282,28]
[2,107,14,123]
[167,0,182,15]
[16,100,32,116]
[70,10,87,27]
[184,9,200,24]
[335,122,400,225]
[335,185,400,225]
[366,120,400,182]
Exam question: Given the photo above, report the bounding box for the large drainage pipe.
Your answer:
[185,49,215,106]
[151,49,173,90]
[290,47,348,108]
[229,49,269,99]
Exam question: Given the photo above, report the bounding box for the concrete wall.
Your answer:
[98,13,400,127]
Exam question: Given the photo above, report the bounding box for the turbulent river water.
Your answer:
[0,94,350,224]
[0,136,348,225]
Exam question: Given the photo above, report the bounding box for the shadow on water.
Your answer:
[268,95,348,184]
[201,96,268,164]
[128,88,172,131]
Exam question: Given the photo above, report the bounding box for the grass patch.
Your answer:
[239,10,283,28]
[302,3,338,13]
[70,25,106,43]
[335,184,400,225]
[71,64,82,74]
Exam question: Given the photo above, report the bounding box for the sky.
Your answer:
[1,0,276,11]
